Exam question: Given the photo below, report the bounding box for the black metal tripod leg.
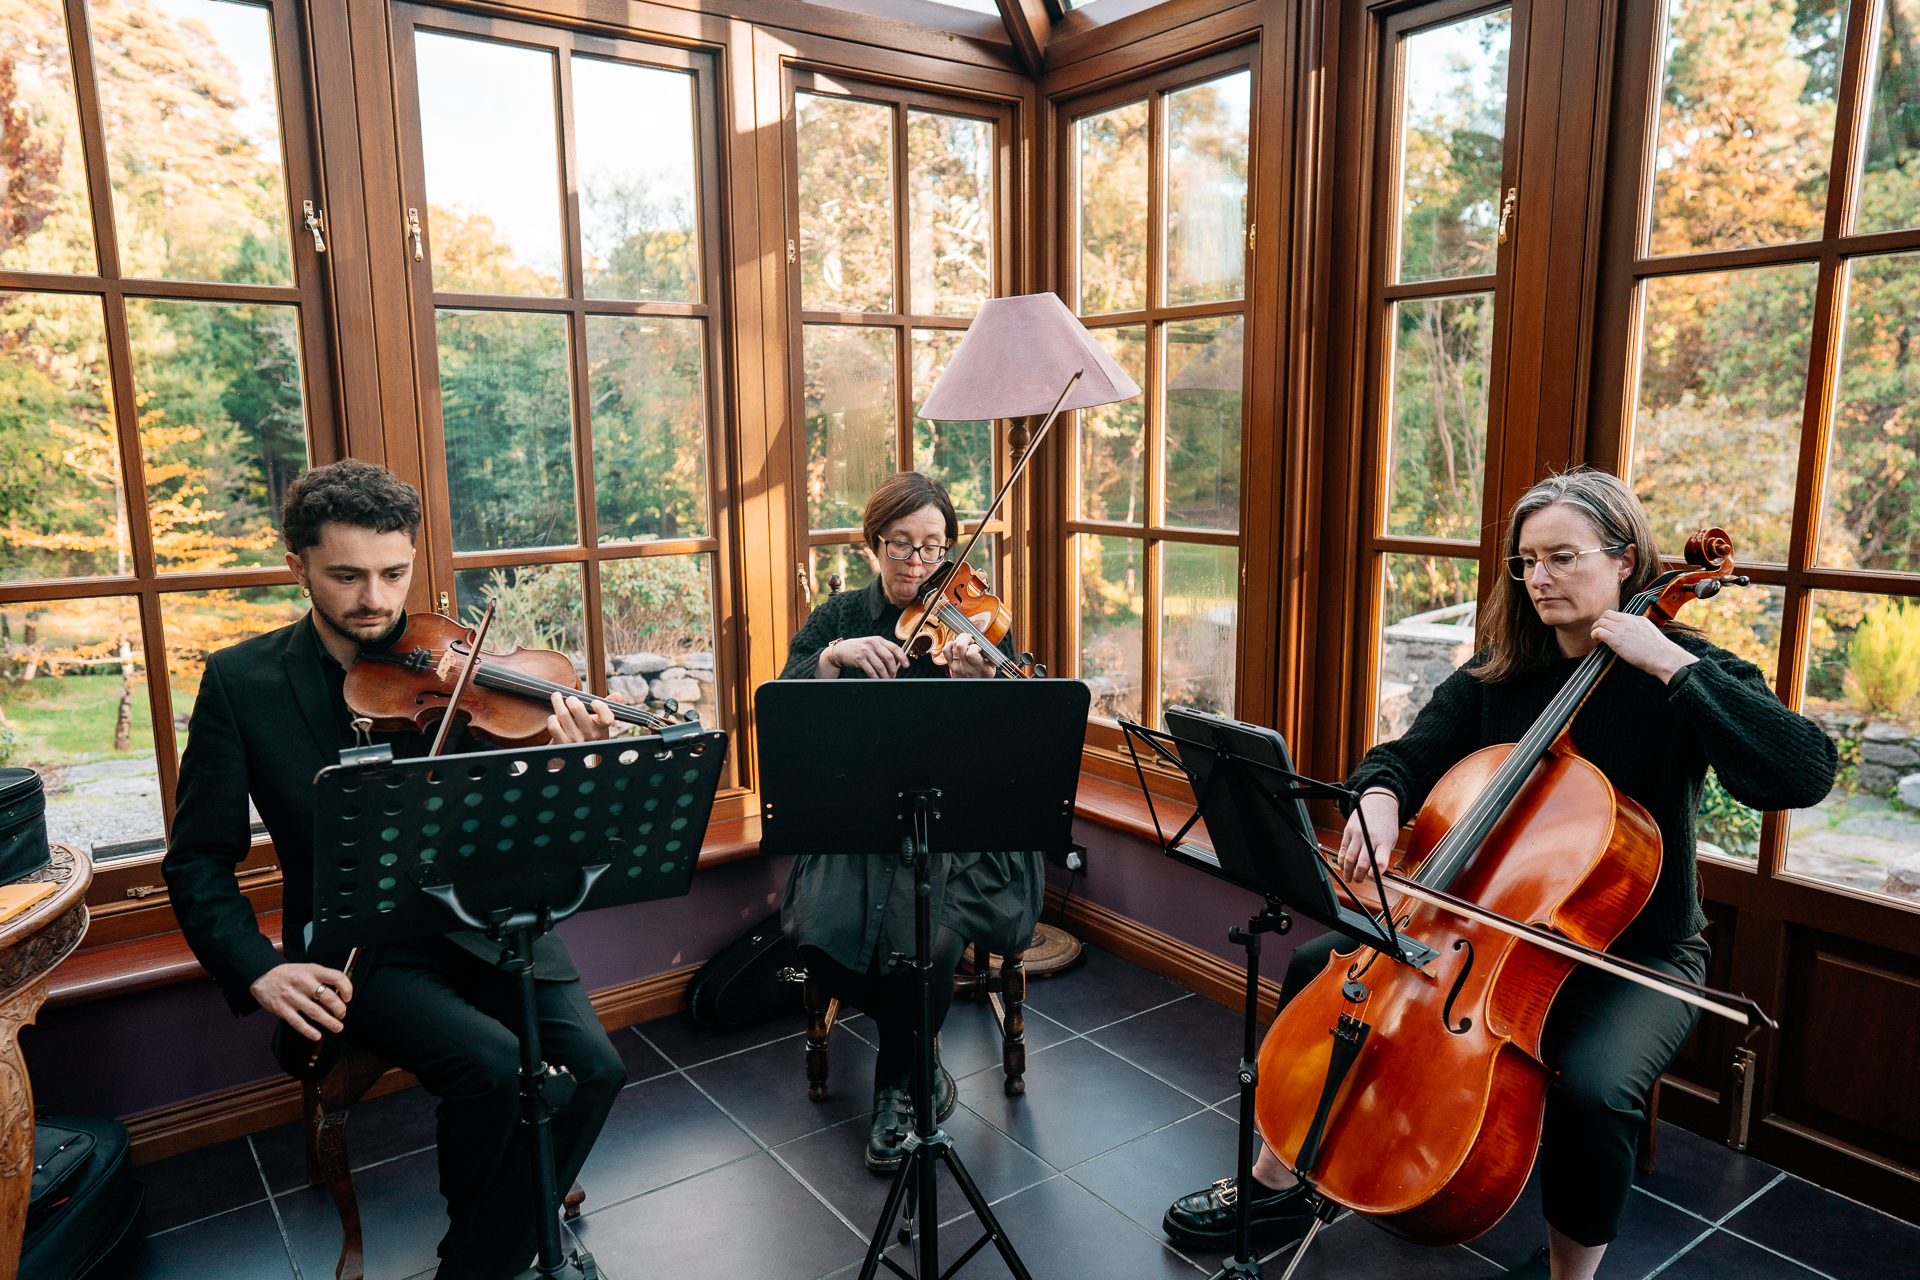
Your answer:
[857,1156,917,1280]
[938,1143,1033,1280]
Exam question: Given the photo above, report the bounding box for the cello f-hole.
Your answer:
[1441,938,1474,1035]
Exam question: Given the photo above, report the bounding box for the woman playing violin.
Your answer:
[1163,469,1837,1280]
[780,471,1043,1174]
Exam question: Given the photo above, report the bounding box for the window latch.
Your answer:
[302,200,327,253]
[796,560,812,595]
[408,207,425,262]
[1497,187,1518,245]
[787,238,797,265]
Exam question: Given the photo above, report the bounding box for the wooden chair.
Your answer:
[300,1043,585,1280]
[801,925,1082,1102]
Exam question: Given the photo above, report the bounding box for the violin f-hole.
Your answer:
[1441,938,1474,1035]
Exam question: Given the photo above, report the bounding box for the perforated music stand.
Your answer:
[311,726,727,1280]
[757,678,1090,1280]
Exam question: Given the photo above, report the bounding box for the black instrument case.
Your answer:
[0,769,51,884]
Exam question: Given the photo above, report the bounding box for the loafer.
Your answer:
[866,1086,915,1175]
[1163,1176,1315,1250]
[1480,1245,1550,1279]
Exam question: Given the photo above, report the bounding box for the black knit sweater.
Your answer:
[1348,634,1837,944]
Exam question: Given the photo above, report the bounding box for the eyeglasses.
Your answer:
[882,539,951,564]
[1505,545,1626,581]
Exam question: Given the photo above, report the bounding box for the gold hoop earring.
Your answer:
[300,585,310,598]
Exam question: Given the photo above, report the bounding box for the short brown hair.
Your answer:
[861,472,958,552]
[281,459,423,554]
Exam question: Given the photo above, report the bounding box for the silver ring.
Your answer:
[313,985,328,1000]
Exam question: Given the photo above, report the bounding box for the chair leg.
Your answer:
[309,1079,365,1280]
[998,952,1027,1097]
[1637,1077,1662,1175]
[564,1180,585,1220]
[804,976,839,1102]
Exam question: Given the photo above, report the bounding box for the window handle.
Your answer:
[1497,187,1518,245]
[302,200,327,253]
[408,207,424,262]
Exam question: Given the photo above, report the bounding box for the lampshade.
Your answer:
[917,292,1142,421]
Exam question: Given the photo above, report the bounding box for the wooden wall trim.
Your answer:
[123,964,701,1165]
[1042,884,1281,1022]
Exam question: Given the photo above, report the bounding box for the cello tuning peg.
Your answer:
[1730,575,1751,586]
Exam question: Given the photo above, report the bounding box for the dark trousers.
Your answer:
[1279,930,1707,1247]
[344,939,626,1280]
[800,927,969,1092]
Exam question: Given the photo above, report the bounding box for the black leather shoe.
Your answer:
[1162,1176,1316,1250]
[1480,1245,1550,1279]
[866,1087,915,1174]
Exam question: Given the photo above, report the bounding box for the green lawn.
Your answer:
[0,673,159,769]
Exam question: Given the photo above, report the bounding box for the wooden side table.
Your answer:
[0,844,92,1280]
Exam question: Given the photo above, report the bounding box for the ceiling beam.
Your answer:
[995,0,1053,76]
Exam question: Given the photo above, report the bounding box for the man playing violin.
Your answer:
[1163,469,1836,1280]
[780,471,1043,1174]
[163,459,626,1280]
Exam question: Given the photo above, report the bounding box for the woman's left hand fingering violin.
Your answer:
[343,611,678,748]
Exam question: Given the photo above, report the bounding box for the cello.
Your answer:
[1252,528,1773,1249]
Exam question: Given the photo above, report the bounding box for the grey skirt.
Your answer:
[780,847,1045,974]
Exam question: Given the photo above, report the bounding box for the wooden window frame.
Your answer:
[0,0,336,913]
[1054,45,1257,754]
[780,67,1023,615]
[389,4,747,795]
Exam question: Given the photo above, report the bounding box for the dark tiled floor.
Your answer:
[123,944,1917,1280]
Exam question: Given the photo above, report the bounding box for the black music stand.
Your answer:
[1117,708,1434,1280]
[757,679,1090,1280]
[310,725,726,1280]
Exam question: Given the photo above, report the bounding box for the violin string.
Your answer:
[931,600,1022,677]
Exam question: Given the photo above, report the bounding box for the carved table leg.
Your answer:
[804,977,839,1102]
[0,977,48,1280]
[999,954,1027,1096]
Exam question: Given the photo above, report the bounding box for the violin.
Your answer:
[1251,528,1768,1246]
[895,561,1043,679]
[343,611,679,749]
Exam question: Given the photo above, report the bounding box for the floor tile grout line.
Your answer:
[1053,1103,1227,1180]
[1071,1030,1240,1110]
[146,1194,276,1239]
[247,1135,306,1280]
[1714,1225,1843,1280]
[1642,1171,1790,1280]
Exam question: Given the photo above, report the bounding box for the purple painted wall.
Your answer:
[20,854,793,1121]
[1055,816,1328,980]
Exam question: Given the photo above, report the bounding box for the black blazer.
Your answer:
[163,614,577,1016]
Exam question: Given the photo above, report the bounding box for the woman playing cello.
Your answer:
[1162,469,1837,1280]
[780,471,1043,1174]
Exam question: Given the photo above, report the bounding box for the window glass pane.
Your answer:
[437,309,578,552]
[1162,541,1235,719]
[810,540,875,609]
[804,325,896,531]
[1079,533,1143,720]
[0,292,125,581]
[585,315,707,544]
[453,561,586,682]
[1631,265,1817,564]
[160,585,302,759]
[1385,294,1491,540]
[1690,581,1785,685]
[1397,10,1511,284]
[1077,325,1147,522]
[1788,589,1920,904]
[97,0,294,284]
[1820,251,1920,572]
[2,596,160,855]
[1376,553,1477,744]
[1857,0,1920,234]
[1,0,96,273]
[416,33,565,295]
[912,328,990,522]
[601,553,716,720]
[1077,100,1148,315]
[573,57,700,303]
[797,93,893,314]
[1164,316,1242,530]
[1166,70,1250,305]
[1646,0,1845,257]
[127,298,309,572]
[908,111,993,317]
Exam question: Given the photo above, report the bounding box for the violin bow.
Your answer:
[427,600,495,758]
[898,368,1083,658]
[1314,845,1776,1030]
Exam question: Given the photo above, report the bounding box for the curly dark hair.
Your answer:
[280,459,423,554]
